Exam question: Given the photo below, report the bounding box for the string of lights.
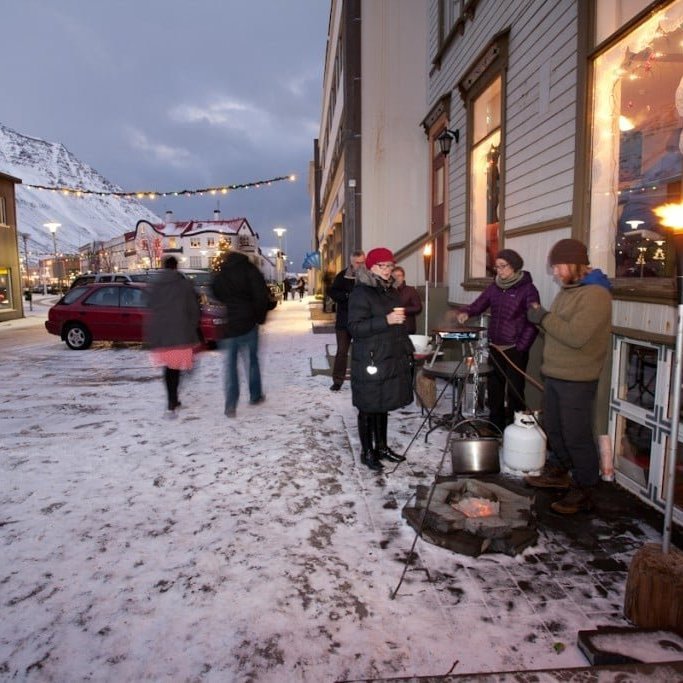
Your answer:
[22,173,297,199]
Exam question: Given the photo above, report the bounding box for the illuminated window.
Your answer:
[590,1,683,280]
[470,77,502,278]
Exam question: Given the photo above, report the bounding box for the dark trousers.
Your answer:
[164,367,180,410]
[487,347,528,432]
[543,377,600,488]
[333,329,351,385]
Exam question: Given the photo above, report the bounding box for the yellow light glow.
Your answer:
[289,174,296,182]
[423,243,433,257]
[619,115,635,132]
[655,203,683,232]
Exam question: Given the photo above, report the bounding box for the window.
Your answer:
[190,238,200,248]
[0,196,6,226]
[0,267,11,308]
[470,77,502,278]
[85,287,119,307]
[207,237,215,247]
[120,287,147,308]
[590,1,683,281]
[438,0,477,47]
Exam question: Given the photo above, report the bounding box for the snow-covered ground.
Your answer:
[0,299,664,681]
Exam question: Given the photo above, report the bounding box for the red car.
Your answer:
[45,282,227,350]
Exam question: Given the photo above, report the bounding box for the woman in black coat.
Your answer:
[348,247,414,471]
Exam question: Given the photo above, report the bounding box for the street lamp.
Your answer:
[44,222,61,293]
[423,242,433,336]
[273,228,287,284]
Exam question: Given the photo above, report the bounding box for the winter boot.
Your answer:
[357,412,383,471]
[374,413,406,463]
[524,463,571,489]
[551,487,594,514]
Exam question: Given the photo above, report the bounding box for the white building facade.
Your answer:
[315,0,430,286]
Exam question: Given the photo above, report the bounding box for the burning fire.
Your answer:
[451,496,499,518]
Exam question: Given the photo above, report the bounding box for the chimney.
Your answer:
[213,208,221,221]
[165,210,174,224]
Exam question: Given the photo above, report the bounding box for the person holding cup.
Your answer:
[347,248,414,471]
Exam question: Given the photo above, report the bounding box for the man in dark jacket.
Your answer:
[327,250,365,391]
[391,266,422,335]
[211,251,270,417]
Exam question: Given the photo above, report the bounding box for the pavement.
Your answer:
[2,298,682,680]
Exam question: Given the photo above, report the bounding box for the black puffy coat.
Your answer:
[145,269,201,349]
[347,268,414,413]
[211,252,270,337]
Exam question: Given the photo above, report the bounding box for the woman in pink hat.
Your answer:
[347,247,414,471]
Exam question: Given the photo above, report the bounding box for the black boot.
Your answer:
[374,413,406,462]
[357,412,383,471]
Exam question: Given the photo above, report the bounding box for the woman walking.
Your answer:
[348,248,414,470]
[145,256,201,418]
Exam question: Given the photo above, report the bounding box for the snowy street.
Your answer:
[0,299,665,681]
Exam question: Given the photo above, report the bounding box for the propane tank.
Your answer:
[502,411,546,475]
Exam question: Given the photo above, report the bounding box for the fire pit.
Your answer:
[402,478,537,557]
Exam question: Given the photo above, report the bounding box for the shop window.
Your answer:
[590,1,683,282]
[469,77,502,278]
[0,267,12,308]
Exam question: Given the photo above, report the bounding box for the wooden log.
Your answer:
[624,543,683,634]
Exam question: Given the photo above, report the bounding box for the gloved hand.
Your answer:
[527,305,548,325]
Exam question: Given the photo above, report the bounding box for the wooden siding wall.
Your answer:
[428,0,578,306]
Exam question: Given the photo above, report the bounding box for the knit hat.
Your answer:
[548,238,589,266]
[365,247,395,269]
[496,249,523,272]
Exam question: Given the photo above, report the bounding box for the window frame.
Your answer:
[586,0,683,304]
[458,30,508,288]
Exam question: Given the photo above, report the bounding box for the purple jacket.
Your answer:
[461,271,540,352]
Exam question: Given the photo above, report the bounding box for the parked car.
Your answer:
[45,282,227,350]
[69,272,152,289]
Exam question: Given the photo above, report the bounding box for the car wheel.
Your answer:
[65,323,93,350]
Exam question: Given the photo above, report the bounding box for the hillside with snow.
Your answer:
[0,123,160,258]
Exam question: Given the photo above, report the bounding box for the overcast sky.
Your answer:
[1,0,330,268]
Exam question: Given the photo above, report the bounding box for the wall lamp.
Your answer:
[437,128,460,156]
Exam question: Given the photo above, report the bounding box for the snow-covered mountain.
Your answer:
[0,122,160,259]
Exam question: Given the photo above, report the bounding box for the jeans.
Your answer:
[487,347,528,432]
[219,326,263,411]
[333,329,351,385]
[543,377,600,487]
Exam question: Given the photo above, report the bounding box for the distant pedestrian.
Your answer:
[295,276,306,300]
[145,256,201,419]
[211,251,271,417]
[525,238,612,515]
[283,279,292,301]
[348,247,414,471]
[328,250,365,391]
[391,266,422,335]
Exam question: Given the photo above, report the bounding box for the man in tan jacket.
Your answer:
[525,238,612,515]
